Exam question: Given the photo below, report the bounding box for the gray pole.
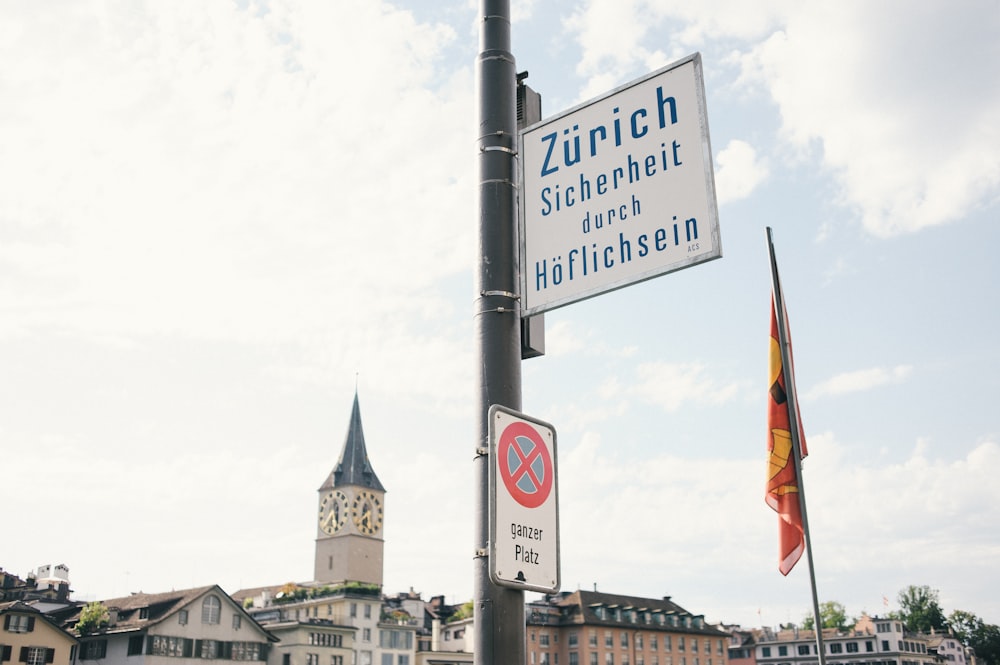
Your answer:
[473,2,524,665]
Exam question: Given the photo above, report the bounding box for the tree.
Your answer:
[948,610,1000,665]
[802,601,852,631]
[75,602,110,635]
[949,610,985,643]
[894,585,947,633]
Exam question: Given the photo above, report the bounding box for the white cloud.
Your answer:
[561,2,1000,237]
[0,0,478,403]
[804,365,913,400]
[552,430,1000,626]
[741,3,1000,236]
[714,139,769,205]
[631,360,742,411]
[0,0,472,340]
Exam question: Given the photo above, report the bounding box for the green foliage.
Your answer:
[895,585,947,633]
[802,601,852,632]
[446,601,475,623]
[272,581,381,604]
[75,602,110,635]
[949,610,1000,665]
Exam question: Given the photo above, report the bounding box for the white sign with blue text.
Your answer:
[519,53,721,316]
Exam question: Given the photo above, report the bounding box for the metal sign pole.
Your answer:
[473,1,524,665]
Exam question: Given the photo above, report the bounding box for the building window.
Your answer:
[363,628,371,642]
[379,630,413,650]
[397,657,409,665]
[866,642,874,653]
[882,641,890,652]
[637,635,644,650]
[570,655,579,665]
[128,635,145,656]
[283,655,291,665]
[200,639,220,659]
[679,638,685,652]
[179,610,189,625]
[590,655,598,665]
[606,633,614,648]
[152,636,190,657]
[541,634,551,647]
[652,657,659,665]
[202,596,221,624]
[364,605,372,619]
[651,637,658,651]
[232,643,262,661]
[350,604,358,618]
[777,646,786,656]
[798,646,810,655]
[606,654,615,665]
[331,658,343,665]
[830,644,843,654]
[307,654,320,665]
[24,647,51,665]
[381,655,393,665]
[4,616,33,633]
[664,636,672,652]
[81,641,108,660]
[622,633,630,648]
[761,648,771,658]
[590,631,598,648]
[233,614,242,630]
[847,643,859,653]
[569,632,579,648]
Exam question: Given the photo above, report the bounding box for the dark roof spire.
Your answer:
[320,392,385,492]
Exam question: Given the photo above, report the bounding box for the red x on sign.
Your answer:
[497,420,554,508]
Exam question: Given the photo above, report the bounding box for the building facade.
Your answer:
[755,617,938,665]
[1,601,78,665]
[56,586,274,665]
[526,591,731,665]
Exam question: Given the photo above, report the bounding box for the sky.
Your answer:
[2,0,999,632]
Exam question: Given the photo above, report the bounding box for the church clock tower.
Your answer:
[314,392,386,586]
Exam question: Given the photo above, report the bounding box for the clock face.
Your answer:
[351,490,383,535]
[319,490,349,535]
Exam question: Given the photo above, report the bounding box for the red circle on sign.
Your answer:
[498,421,553,508]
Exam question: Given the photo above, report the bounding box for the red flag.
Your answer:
[766,294,808,575]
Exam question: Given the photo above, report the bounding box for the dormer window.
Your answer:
[4,615,34,633]
[202,596,221,624]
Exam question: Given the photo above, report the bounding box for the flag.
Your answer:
[766,289,808,575]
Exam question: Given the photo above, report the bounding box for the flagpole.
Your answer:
[766,227,827,665]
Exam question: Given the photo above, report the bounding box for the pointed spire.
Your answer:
[320,392,385,492]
